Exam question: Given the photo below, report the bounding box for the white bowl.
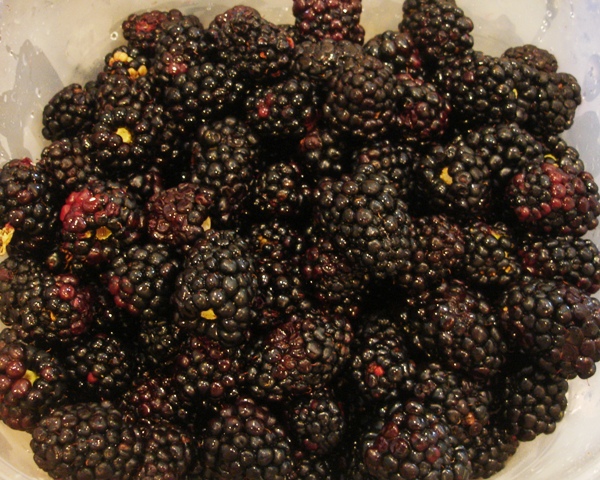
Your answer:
[1,1,600,479]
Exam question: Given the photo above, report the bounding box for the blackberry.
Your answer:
[409,213,465,292]
[460,220,522,289]
[59,179,145,271]
[134,418,196,479]
[348,313,417,403]
[292,0,365,44]
[287,389,346,456]
[519,234,600,294]
[498,360,569,441]
[435,50,528,127]
[351,139,416,201]
[323,54,397,141]
[172,335,244,406]
[414,141,492,216]
[356,398,472,480]
[406,279,507,380]
[244,76,320,140]
[42,83,96,140]
[0,331,68,431]
[121,372,194,427]
[91,103,165,174]
[400,0,474,68]
[292,39,365,85]
[506,160,600,237]
[302,233,368,319]
[526,70,582,137]
[247,220,310,326]
[392,73,451,143]
[198,396,293,480]
[456,122,545,190]
[502,44,558,74]
[412,362,493,445]
[39,135,101,199]
[497,276,600,380]
[204,5,295,83]
[244,308,353,402]
[0,256,44,329]
[105,242,181,319]
[145,183,214,249]
[63,332,139,401]
[244,160,310,221]
[297,126,352,179]
[189,116,260,225]
[467,425,519,479]
[0,158,60,254]
[172,229,259,347]
[121,9,185,54]
[363,30,423,77]
[30,401,141,479]
[313,168,416,281]
[93,71,154,112]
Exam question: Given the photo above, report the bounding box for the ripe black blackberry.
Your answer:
[188,116,260,225]
[292,38,366,85]
[0,256,45,329]
[400,0,474,68]
[244,75,320,140]
[519,234,600,294]
[59,178,145,271]
[502,44,559,74]
[247,220,310,327]
[409,213,465,292]
[301,233,368,320]
[363,30,423,77]
[296,125,352,179]
[435,50,529,127]
[348,313,416,403]
[243,160,310,221]
[497,276,600,380]
[497,360,569,442]
[63,332,139,401]
[323,54,397,141]
[313,168,416,281]
[104,242,181,319]
[460,220,522,290]
[244,308,353,402]
[414,140,492,216]
[204,5,295,83]
[172,229,259,347]
[406,279,507,380]
[39,135,102,199]
[42,83,96,140]
[133,417,197,479]
[411,362,493,446]
[172,334,244,407]
[392,73,451,143]
[467,425,519,479]
[0,158,60,254]
[145,182,214,249]
[526,70,582,137]
[292,0,365,44]
[30,400,141,480]
[351,138,416,201]
[121,372,195,427]
[286,389,346,456]
[121,9,184,54]
[0,330,68,431]
[456,122,545,190]
[506,160,600,237]
[93,71,155,112]
[355,398,472,480]
[198,396,294,479]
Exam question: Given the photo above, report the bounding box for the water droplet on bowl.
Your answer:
[110,31,119,41]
